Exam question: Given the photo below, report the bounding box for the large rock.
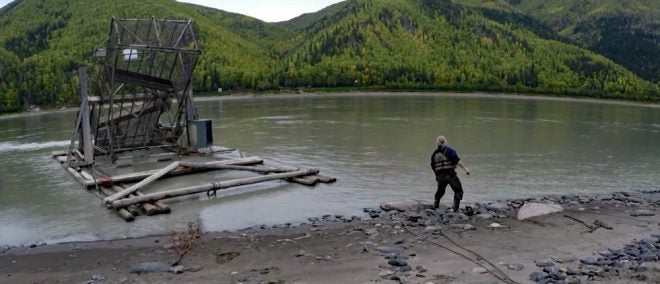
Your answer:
[380,199,429,212]
[517,202,563,220]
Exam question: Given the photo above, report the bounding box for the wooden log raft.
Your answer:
[111,168,319,208]
[92,157,263,187]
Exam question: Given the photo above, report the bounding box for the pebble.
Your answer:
[388,259,408,267]
[373,245,403,254]
[471,267,488,274]
[295,250,306,257]
[507,263,524,271]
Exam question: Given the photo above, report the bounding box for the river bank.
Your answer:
[195,91,660,109]
[2,91,659,119]
[2,191,659,284]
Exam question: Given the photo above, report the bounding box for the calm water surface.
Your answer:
[1,93,659,246]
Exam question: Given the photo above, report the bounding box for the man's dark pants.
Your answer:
[434,172,463,212]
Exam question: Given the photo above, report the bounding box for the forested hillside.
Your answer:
[0,0,279,112]
[0,0,658,113]
[508,0,660,83]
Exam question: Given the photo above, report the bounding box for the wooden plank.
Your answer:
[104,161,180,204]
[111,169,319,208]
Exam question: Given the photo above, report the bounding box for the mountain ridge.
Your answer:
[508,0,660,83]
[0,0,657,113]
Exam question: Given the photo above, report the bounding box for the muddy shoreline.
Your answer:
[2,191,659,284]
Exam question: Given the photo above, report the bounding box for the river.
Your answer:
[1,93,659,246]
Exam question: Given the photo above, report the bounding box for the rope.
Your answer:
[401,221,520,284]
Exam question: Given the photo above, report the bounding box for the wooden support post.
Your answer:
[104,161,180,204]
[79,66,94,165]
[111,169,319,208]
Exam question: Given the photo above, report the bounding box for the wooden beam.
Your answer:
[111,169,319,208]
[79,66,94,165]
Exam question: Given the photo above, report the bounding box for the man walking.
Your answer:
[431,135,470,212]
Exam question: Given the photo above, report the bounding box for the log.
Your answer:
[66,167,95,187]
[93,156,263,186]
[317,175,337,183]
[98,187,135,222]
[111,169,319,208]
[113,185,160,216]
[262,161,325,185]
[115,207,136,222]
[287,175,319,186]
[141,192,172,214]
[263,160,298,171]
[80,170,95,182]
[103,161,180,204]
[179,162,288,174]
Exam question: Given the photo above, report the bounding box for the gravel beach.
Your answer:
[2,191,659,284]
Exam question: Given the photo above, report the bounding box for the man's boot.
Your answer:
[452,198,461,212]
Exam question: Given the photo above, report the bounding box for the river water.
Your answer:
[1,93,659,246]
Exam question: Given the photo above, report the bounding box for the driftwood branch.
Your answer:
[563,214,612,233]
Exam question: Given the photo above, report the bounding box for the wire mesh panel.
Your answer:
[88,18,201,160]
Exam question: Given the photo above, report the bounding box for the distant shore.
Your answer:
[2,190,659,284]
[2,91,659,120]
[194,91,660,108]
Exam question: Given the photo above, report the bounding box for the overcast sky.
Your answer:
[0,0,345,22]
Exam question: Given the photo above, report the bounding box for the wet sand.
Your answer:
[1,191,659,284]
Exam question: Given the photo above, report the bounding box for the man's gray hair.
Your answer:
[436,135,447,146]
